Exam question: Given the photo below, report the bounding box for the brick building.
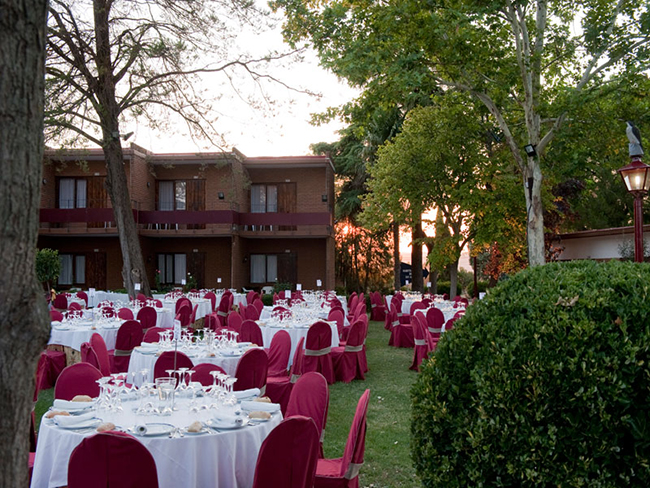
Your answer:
[39,144,335,291]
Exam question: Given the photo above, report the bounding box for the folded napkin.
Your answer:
[53,411,97,428]
[233,388,260,400]
[237,342,253,348]
[211,414,245,427]
[240,400,281,413]
[52,399,95,411]
[220,348,241,357]
[138,342,159,351]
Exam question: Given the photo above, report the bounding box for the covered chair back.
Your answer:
[50,310,64,322]
[191,363,226,387]
[267,330,292,378]
[286,372,329,448]
[252,416,319,488]
[90,333,112,376]
[142,327,165,343]
[69,301,82,311]
[409,301,427,316]
[227,310,243,331]
[111,320,144,372]
[204,291,217,312]
[153,351,193,381]
[175,297,192,314]
[332,319,367,383]
[290,337,305,383]
[76,291,89,307]
[54,363,102,400]
[117,308,134,320]
[252,298,264,314]
[80,342,101,372]
[68,431,159,488]
[137,306,157,330]
[234,348,268,392]
[216,293,231,323]
[204,313,220,332]
[240,319,263,345]
[327,309,345,340]
[53,294,68,310]
[175,305,191,327]
[247,290,256,305]
[245,304,260,320]
[302,321,334,384]
[410,314,434,372]
[426,307,445,340]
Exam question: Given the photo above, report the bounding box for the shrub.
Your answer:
[261,294,273,306]
[411,260,650,487]
[35,248,61,290]
[466,280,488,297]
[435,281,450,296]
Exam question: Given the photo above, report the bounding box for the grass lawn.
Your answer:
[35,319,422,487]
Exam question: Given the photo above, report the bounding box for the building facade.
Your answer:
[39,144,336,291]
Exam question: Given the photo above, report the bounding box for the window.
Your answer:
[58,178,87,209]
[158,181,186,211]
[157,253,187,284]
[58,254,85,285]
[251,184,278,213]
[250,254,278,283]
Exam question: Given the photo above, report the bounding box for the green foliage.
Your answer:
[261,294,273,306]
[35,248,61,288]
[456,268,474,294]
[412,260,650,486]
[467,280,488,297]
[273,282,293,293]
[435,281,450,296]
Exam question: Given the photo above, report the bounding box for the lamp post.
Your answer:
[617,156,650,262]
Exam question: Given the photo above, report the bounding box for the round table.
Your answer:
[30,397,281,488]
[48,320,124,351]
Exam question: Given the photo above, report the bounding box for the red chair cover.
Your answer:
[68,431,159,488]
[327,309,345,341]
[191,363,226,387]
[252,416,320,488]
[234,348,268,392]
[302,321,335,384]
[76,291,89,307]
[54,363,102,400]
[246,290,256,305]
[204,313,220,332]
[69,301,82,311]
[109,320,144,373]
[272,306,292,320]
[117,308,134,320]
[189,303,199,325]
[81,342,102,372]
[35,349,66,398]
[331,320,366,383]
[387,305,413,348]
[175,305,191,327]
[50,310,64,321]
[204,291,217,312]
[245,304,260,320]
[240,319,263,345]
[410,314,434,371]
[100,306,116,319]
[314,389,370,488]
[175,297,192,314]
[370,291,386,321]
[137,306,157,330]
[153,351,193,381]
[143,327,165,343]
[228,311,243,331]
[266,337,304,415]
[53,294,68,310]
[216,294,231,325]
[252,298,264,315]
[286,372,329,454]
[426,307,445,342]
[445,316,458,331]
[267,330,292,378]
[90,333,112,376]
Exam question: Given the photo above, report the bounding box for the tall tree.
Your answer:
[46,0,287,297]
[273,0,650,267]
[0,0,50,486]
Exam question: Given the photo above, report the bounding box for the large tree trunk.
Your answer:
[0,1,50,486]
[392,221,400,291]
[94,0,150,297]
[525,159,545,267]
[411,217,423,292]
[449,260,459,298]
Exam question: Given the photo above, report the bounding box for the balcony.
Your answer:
[39,208,333,237]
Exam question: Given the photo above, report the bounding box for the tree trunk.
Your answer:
[449,260,459,298]
[392,221,400,291]
[0,1,50,486]
[430,270,439,294]
[525,158,545,267]
[94,0,150,298]
[411,218,423,292]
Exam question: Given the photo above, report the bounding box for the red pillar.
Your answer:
[634,194,644,262]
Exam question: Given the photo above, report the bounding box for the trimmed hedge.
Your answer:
[411,260,650,487]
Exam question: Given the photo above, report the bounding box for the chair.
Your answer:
[90,333,112,376]
[175,304,191,327]
[314,389,370,488]
[49,310,64,321]
[234,348,268,393]
[216,294,231,325]
[228,310,243,331]
[191,363,227,387]
[35,349,66,395]
[247,290,257,305]
[68,431,159,488]
[302,321,335,384]
[53,294,68,310]
[204,313,220,332]
[204,291,217,312]
[445,316,459,332]
[175,297,192,314]
[76,291,89,307]
[142,327,165,343]
[137,306,157,331]
[153,351,193,381]
[267,337,304,415]
[69,301,82,311]
[410,314,434,372]
[426,307,445,343]
[245,304,260,320]
[252,416,320,488]
[54,363,102,400]
[331,319,366,383]
[252,298,264,315]
[370,291,386,321]
[240,319,263,345]
[108,320,144,373]
[389,303,414,348]
[81,342,102,372]
[328,309,345,342]
[286,372,330,456]
[267,330,292,378]
[117,307,134,320]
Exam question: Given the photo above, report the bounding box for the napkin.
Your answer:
[134,424,149,435]
[53,412,97,428]
[233,388,260,399]
[52,399,95,411]
[240,400,281,413]
[211,414,245,427]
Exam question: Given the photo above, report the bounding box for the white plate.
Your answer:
[135,423,175,436]
[55,418,101,430]
[206,418,248,430]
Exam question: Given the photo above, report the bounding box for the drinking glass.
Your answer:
[155,377,176,415]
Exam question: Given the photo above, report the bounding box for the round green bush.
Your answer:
[411,260,650,487]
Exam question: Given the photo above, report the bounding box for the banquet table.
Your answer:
[159,298,212,321]
[48,318,125,352]
[30,396,281,488]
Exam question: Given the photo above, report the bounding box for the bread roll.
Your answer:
[96,422,115,433]
[71,395,93,402]
[248,411,271,420]
[186,421,203,432]
[254,396,272,403]
[45,410,70,419]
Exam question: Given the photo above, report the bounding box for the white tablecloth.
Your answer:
[31,397,281,488]
[258,320,339,368]
[48,320,124,351]
[160,299,212,321]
